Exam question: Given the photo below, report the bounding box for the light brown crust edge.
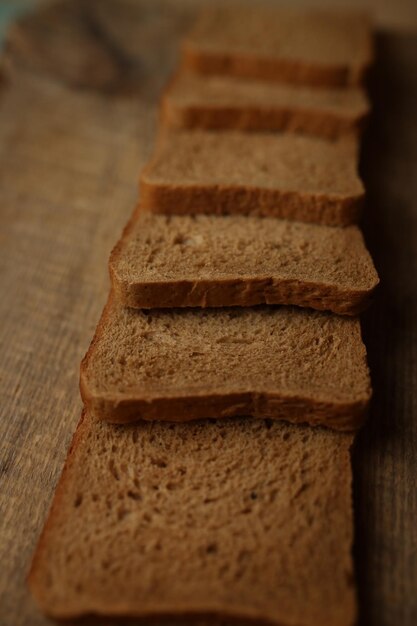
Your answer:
[139,175,364,227]
[180,22,374,89]
[111,267,378,316]
[81,385,369,432]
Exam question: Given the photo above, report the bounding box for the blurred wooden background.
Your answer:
[0,1,416,625]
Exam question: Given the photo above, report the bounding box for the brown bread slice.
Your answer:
[182,5,373,87]
[140,130,364,226]
[110,210,379,315]
[80,297,371,429]
[28,411,356,626]
[161,71,370,139]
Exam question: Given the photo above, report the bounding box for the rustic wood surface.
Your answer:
[0,1,416,625]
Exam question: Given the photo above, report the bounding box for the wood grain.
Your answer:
[0,2,416,625]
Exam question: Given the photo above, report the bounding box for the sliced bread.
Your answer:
[80,297,371,429]
[161,71,370,139]
[182,5,373,87]
[110,210,379,315]
[28,411,356,626]
[140,130,364,226]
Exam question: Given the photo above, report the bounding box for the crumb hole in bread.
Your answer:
[269,488,278,503]
[282,432,290,441]
[127,490,141,501]
[250,491,258,500]
[150,457,167,468]
[173,234,186,245]
[218,563,229,576]
[117,506,129,521]
[294,483,309,499]
[74,494,83,508]
[206,542,218,554]
[109,459,120,481]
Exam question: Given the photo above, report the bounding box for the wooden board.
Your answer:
[0,1,416,625]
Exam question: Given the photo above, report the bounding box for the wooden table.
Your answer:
[0,1,416,625]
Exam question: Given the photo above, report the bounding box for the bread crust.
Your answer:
[139,174,364,227]
[162,97,367,140]
[181,45,371,88]
[111,273,375,316]
[82,386,368,431]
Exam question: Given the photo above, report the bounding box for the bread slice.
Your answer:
[140,130,364,226]
[182,5,373,87]
[28,411,356,625]
[161,71,370,139]
[110,210,379,315]
[80,296,371,429]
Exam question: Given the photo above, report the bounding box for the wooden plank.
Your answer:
[354,31,417,626]
[0,2,416,625]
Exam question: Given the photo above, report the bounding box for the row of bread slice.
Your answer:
[80,7,377,431]
[28,5,373,626]
[162,3,373,138]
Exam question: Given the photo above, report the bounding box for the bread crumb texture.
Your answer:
[145,131,361,195]
[29,414,356,626]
